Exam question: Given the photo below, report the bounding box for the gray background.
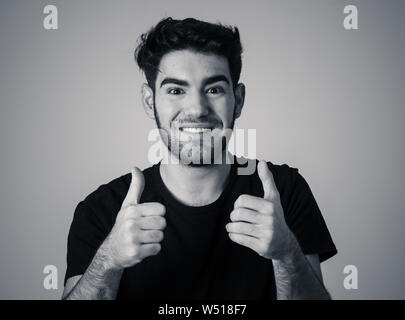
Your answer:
[0,0,404,299]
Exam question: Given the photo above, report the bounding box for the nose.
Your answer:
[184,90,210,118]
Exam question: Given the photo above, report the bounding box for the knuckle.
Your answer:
[126,219,139,229]
[154,216,164,225]
[159,217,167,228]
[155,230,164,241]
[125,205,138,216]
[230,210,238,221]
[130,232,140,245]
[237,194,248,206]
[232,223,240,233]
[154,203,166,215]
[152,243,161,254]
[147,230,163,242]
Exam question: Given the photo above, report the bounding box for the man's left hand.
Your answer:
[226,160,298,260]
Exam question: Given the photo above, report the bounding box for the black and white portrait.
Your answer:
[0,0,404,304]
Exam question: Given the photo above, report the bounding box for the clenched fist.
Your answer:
[103,167,166,269]
[226,160,297,260]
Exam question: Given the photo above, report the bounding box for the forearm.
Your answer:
[63,243,124,300]
[272,237,331,300]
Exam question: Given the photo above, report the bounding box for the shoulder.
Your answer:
[264,160,314,201]
[256,159,301,192]
[234,156,298,177]
[266,160,299,179]
[83,173,129,211]
[76,165,156,222]
[233,156,303,198]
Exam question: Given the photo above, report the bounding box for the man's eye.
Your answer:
[207,87,224,94]
[167,88,184,95]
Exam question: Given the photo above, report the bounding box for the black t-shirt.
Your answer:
[64,158,337,299]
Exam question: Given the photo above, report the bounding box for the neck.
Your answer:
[159,152,233,207]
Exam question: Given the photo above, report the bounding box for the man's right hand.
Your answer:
[103,167,166,270]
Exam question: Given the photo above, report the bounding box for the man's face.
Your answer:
[146,49,244,165]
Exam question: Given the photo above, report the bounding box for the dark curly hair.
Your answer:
[135,17,243,92]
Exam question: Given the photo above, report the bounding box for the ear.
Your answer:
[234,83,245,119]
[141,83,155,120]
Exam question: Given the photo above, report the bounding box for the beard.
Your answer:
[153,103,236,166]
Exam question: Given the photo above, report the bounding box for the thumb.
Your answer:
[257,160,279,201]
[122,167,145,208]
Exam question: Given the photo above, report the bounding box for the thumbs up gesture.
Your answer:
[226,161,297,260]
[103,167,166,270]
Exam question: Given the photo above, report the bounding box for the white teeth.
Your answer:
[181,127,211,133]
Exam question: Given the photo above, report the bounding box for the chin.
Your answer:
[177,144,226,166]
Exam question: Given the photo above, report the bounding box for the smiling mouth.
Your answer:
[180,127,213,133]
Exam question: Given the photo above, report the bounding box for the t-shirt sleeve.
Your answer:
[280,167,337,263]
[64,200,110,285]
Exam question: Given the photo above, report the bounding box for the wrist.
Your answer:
[273,231,301,263]
[98,237,123,273]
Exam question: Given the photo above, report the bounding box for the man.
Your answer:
[62,17,337,300]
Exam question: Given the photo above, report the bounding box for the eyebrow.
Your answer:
[160,75,230,88]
